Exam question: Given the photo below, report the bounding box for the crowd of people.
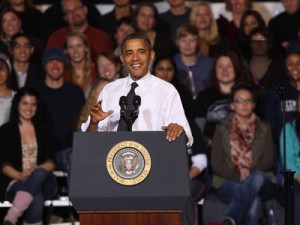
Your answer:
[0,0,300,225]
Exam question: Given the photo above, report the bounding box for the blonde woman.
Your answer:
[190,2,229,57]
[64,31,96,98]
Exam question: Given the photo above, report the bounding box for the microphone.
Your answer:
[119,96,127,117]
[133,95,141,119]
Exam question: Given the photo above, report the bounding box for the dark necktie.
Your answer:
[117,82,138,131]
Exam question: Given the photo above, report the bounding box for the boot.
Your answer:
[3,191,33,225]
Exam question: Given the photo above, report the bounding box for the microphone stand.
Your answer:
[276,84,295,225]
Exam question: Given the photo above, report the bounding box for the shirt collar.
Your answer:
[126,72,151,92]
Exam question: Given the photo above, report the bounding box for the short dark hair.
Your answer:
[231,82,257,103]
[10,33,32,49]
[10,87,43,125]
[120,32,152,55]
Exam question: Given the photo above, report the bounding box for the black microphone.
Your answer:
[119,96,127,117]
[133,95,141,119]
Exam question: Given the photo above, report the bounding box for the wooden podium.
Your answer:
[69,131,190,225]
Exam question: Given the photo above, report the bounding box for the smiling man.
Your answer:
[82,32,193,146]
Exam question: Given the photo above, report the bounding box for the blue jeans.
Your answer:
[6,168,56,223]
[216,171,275,225]
[56,148,71,187]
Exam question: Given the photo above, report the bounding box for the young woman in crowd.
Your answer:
[0,53,14,127]
[211,82,277,225]
[189,1,229,58]
[64,31,97,98]
[134,1,172,57]
[280,93,300,225]
[195,50,242,146]
[77,52,121,130]
[0,7,43,64]
[0,87,58,225]
[217,0,253,48]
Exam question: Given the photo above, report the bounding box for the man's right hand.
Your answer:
[87,100,113,131]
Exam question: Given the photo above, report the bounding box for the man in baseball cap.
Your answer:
[36,47,85,185]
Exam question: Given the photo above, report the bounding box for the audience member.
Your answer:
[0,0,43,39]
[268,0,300,49]
[41,1,102,43]
[264,51,300,142]
[217,0,253,48]
[35,47,85,184]
[190,2,229,58]
[0,8,44,64]
[195,51,242,146]
[0,53,15,126]
[211,82,277,225]
[235,9,266,59]
[77,52,121,131]
[246,27,288,89]
[280,93,300,225]
[152,54,208,225]
[0,87,58,225]
[174,24,213,99]
[134,2,173,58]
[158,0,191,44]
[64,31,96,98]
[100,0,134,38]
[10,33,44,91]
[46,0,113,63]
[113,16,136,56]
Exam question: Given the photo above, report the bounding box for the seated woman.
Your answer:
[0,53,15,127]
[0,87,58,225]
[189,2,229,58]
[77,52,121,130]
[211,82,277,225]
[64,31,97,98]
[280,93,300,225]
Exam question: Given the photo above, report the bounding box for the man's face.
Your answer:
[177,34,198,57]
[63,0,88,28]
[45,59,64,81]
[165,0,185,8]
[115,23,135,46]
[113,0,130,7]
[12,36,34,63]
[282,0,300,14]
[120,38,154,81]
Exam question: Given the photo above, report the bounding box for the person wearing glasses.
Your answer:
[46,0,113,64]
[210,82,277,225]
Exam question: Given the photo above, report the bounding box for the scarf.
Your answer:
[229,113,256,181]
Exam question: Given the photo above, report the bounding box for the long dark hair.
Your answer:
[9,87,43,125]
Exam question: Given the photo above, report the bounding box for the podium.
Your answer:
[69,131,190,225]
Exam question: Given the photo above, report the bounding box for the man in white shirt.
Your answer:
[82,32,193,146]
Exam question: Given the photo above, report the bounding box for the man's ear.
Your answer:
[119,55,125,65]
[150,50,155,62]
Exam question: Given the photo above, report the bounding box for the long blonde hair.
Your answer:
[190,2,220,44]
[64,31,92,92]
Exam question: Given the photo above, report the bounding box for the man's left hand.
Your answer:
[161,123,184,142]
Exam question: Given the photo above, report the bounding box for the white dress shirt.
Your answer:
[82,73,193,147]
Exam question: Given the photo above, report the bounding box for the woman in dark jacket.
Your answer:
[0,87,58,225]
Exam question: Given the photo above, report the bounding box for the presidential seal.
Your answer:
[106,141,151,186]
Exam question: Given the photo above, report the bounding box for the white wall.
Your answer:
[40,1,284,24]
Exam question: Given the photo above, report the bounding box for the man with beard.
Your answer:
[46,0,113,63]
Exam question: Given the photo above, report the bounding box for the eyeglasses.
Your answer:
[250,40,269,44]
[234,98,255,104]
[64,5,84,16]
